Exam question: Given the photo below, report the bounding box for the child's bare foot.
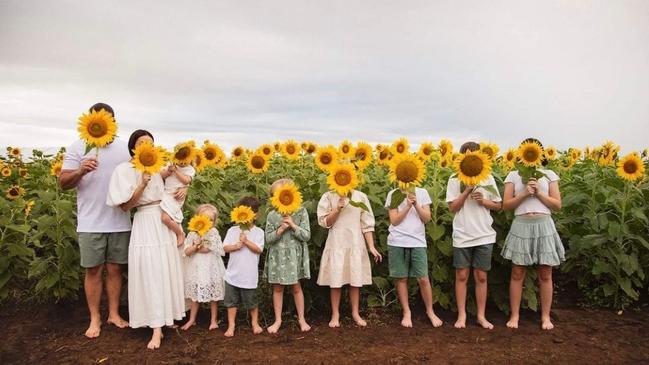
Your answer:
[147,330,162,350]
[176,232,185,247]
[541,316,554,330]
[267,320,282,334]
[506,315,519,329]
[85,319,102,338]
[328,314,340,328]
[477,316,494,329]
[428,311,443,328]
[252,324,264,335]
[454,314,466,329]
[224,326,235,337]
[107,315,129,328]
[209,322,219,331]
[401,312,413,328]
[298,320,311,332]
[352,313,367,327]
[180,320,195,331]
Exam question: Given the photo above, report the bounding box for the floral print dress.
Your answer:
[263,206,311,285]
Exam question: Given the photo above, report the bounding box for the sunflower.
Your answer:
[202,141,225,167]
[480,142,499,160]
[193,149,208,172]
[5,185,25,200]
[504,148,517,168]
[377,148,393,166]
[570,148,581,161]
[171,141,196,165]
[24,200,35,217]
[188,214,213,236]
[271,182,303,215]
[454,151,492,186]
[273,141,282,152]
[305,142,318,154]
[439,156,452,168]
[315,145,338,171]
[50,161,62,177]
[517,141,544,167]
[338,140,355,159]
[417,142,435,161]
[391,138,409,156]
[231,146,246,160]
[353,142,373,170]
[617,153,645,181]
[132,142,166,174]
[545,146,558,160]
[77,108,117,148]
[438,139,453,157]
[1,167,11,178]
[389,153,425,189]
[246,152,269,174]
[281,140,301,160]
[257,144,275,159]
[561,156,576,170]
[9,147,21,158]
[327,163,359,196]
[231,205,255,226]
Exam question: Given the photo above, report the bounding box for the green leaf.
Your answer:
[84,143,95,155]
[348,199,369,212]
[388,189,406,209]
[475,184,498,197]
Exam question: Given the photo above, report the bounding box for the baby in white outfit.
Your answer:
[161,163,196,246]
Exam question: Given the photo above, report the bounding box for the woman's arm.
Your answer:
[535,181,562,211]
[118,173,150,212]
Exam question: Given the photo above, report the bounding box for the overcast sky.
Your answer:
[1,1,648,154]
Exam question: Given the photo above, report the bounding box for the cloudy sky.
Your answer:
[1,1,648,154]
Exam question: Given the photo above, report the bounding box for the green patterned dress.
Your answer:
[263,206,311,285]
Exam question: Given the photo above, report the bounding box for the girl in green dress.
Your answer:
[264,178,312,333]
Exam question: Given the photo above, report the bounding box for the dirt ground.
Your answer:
[1,301,648,365]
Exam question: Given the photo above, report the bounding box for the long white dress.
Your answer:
[182,228,226,302]
[106,161,186,329]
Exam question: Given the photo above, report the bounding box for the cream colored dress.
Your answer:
[316,190,375,288]
[106,162,186,328]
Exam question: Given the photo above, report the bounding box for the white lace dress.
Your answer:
[182,228,226,302]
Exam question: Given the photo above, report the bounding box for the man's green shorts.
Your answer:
[224,281,258,310]
[388,246,429,278]
[78,232,130,268]
[453,244,493,271]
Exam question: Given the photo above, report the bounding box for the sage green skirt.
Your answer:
[501,215,565,266]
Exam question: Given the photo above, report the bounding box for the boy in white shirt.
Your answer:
[223,197,265,337]
[446,142,502,330]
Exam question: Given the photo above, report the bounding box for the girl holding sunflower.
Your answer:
[106,130,186,349]
[264,179,312,334]
[501,138,564,331]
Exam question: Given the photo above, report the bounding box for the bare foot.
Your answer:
[252,324,264,335]
[298,320,311,332]
[267,321,282,334]
[209,322,219,331]
[454,314,466,329]
[85,319,102,338]
[328,314,340,328]
[224,326,235,337]
[428,311,443,328]
[401,312,413,328]
[352,313,367,327]
[107,315,129,329]
[176,232,185,247]
[541,316,554,330]
[506,315,519,329]
[180,320,195,331]
[477,316,494,330]
[167,324,178,329]
[147,331,162,350]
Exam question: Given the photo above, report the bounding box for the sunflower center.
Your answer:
[88,121,108,138]
[140,151,157,166]
[176,147,190,160]
[380,150,389,160]
[623,160,638,174]
[204,149,216,160]
[395,161,419,183]
[423,146,432,155]
[279,190,294,205]
[342,145,350,153]
[523,147,540,162]
[9,187,19,196]
[506,152,514,161]
[355,150,366,160]
[320,153,332,164]
[334,170,352,186]
[251,156,266,169]
[237,212,249,221]
[234,148,243,156]
[263,147,271,155]
[397,145,405,153]
[440,146,448,155]
[460,155,484,177]
[195,221,205,230]
[482,147,494,158]
[307,145,316,153]
[287,145,296,154]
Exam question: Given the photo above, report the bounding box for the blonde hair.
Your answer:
[269,178,294,195]
[196,203,218,221]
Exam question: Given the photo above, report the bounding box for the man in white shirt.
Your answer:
[59,103,131,338]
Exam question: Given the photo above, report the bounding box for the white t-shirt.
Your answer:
[384,187,432,248]
[504,169,559,216]
[445,175,502,248]
[223,225,265,289]
[62,139,132,233]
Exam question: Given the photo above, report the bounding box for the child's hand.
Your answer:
[239,232,248,243]
[471,191,485,205]
[369,246,383,263]
[336,197,347,212]
[168,164,177,173]
[526,179,538,196]
[406,193,416,207]
[282,215,297,229]
[140,172,151,186]
[193,236,201,246]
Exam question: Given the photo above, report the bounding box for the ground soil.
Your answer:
[1,301,648,364]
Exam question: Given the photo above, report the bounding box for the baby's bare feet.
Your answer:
[176,232,186,247]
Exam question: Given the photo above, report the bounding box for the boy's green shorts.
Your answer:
[453,244,493,271]
[78,232,130,268]
[224,281,258,310]
[388,246,429,278]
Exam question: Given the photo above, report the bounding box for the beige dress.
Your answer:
[316,190,375,288]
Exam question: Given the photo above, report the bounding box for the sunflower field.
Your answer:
[1,139,648,318]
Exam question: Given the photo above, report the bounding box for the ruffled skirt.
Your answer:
[317,228,372,288]
[501,215,565,266]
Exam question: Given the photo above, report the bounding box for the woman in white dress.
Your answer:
[106,130,185,349]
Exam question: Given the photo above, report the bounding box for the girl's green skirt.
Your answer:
[501,215,565,266]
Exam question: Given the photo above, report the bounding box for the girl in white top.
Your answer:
[180,204,225,331]
[106,130,185,350]
[501,138,565,331]
[160,160,196,247]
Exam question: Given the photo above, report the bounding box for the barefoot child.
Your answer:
[446,142,502,330]
[223,197,265,337]
[161,152,196,246]
[385,186,443,328]
[264,179,312,334]
[180,204,225,331]
[316,189,382,328]
[501,138,564,330]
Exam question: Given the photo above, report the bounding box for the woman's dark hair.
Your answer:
[89,102,114,117]
[238,196,261,213]
[127,130,154,157]
[521,137,548,166]
[459,141,480,153]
